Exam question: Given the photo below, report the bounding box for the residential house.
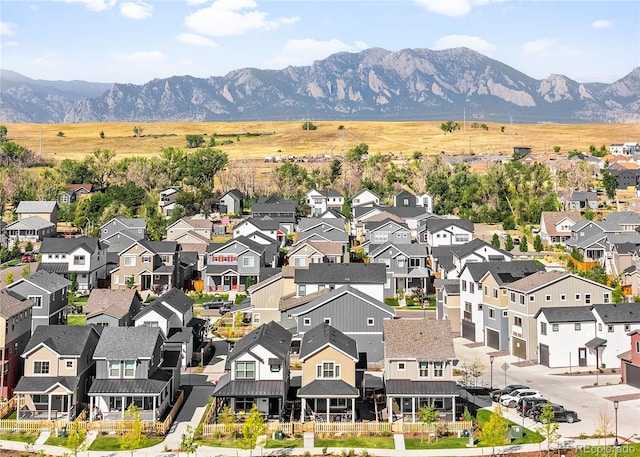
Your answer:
[212,321,292,418]
[539,211,581,246]
[296,223,350,248]
[0,221,6,246]
[618,329,640,388]
[100,217,147,244]
[610,142,640,156]
[0,290,33,399]
[233,217,283,245]
[286,240,347,267]
[393,190,417,208]
[534,306,597,368]
[415,193,434,213]
[84,289,142,327]
[110,240,179,293]
[368,242,430,298]
[247,266,296,325]
[505,271,613,361]
[560,191,599,210]
[38,237,107,293]
[435,279,461,334]
[606,166,640,189]
[449,238,513,278]
[364,219,412,251]
[297,218,347,235]
[219,189,243,216]
[589,303,640,369]
[306,189,345,216]
[4,271,70,332]
[251,196,297,233]
[383,206,432,238]
[166,216,212,241]
[158,186,181,218]
[318,208,346,219]
[298,323,360,423]
[287,286,395,366]
[352,207,404,241]
[351,189,380,208]
[294,263,386,302]
[14,325,101,420]
[424,218,474,251]
[566,212,640,262]
[383,319,459,423]
[15,201,59,224]
[88,326,180,421]
[58,184,93,204]
[5,217,56,243]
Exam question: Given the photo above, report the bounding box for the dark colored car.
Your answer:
[517,398,549,418]
[532,404,578,423]
[490,384,529,402]
[219,303,234,315]
[202,297,233,309]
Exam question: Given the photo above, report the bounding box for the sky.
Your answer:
[1,0,639,85]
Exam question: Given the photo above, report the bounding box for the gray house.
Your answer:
[88,326,181,421]
[100,217,147,242]
[294,263,387,302]
[5,271,71,332]
[368,242,430,298]
[5,216,56,243]
[289,285,396,366]
[84,289,142,327]
[219,189,243,216]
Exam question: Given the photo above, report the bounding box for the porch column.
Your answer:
[452,396,456,422]
[326,398,329,423]
[16,395,20,422]
[121,396,126,418]
[89,396,94,421]
[300,398,306,423]
[153,396,157,420]
[411,397,415,423]
[47,393,52,420]
[387,396,393,423]
[351,398,355,423]
[67,394,72,422]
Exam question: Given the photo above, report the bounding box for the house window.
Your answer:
[419,361,429,377]
[552,324,559,332]
[397,258,405,268]
[293,257,305,267]
[603,293,610,303]
[598,323,602,331]
[575,293,581,301]
[575,323,582,331]
[503,310,508,317]
[484,286,489,296]
[510,292,515,303]
[398,362,406,371]
[161,255,169,263]
[624,324,631,332]
[464,302,471,313]
[34,361,50,374]
[330,398,347,408]
[367,318,375,326]
[303,318,311,326]
[235,397,255,412]
[607,325,614,333]
[298,285,306,296]
[585,294,591,304]
[519,295,525,305]
[545,294,551,302]
[489,308,495,319]
[560,294,566,301]
[410,258,420,267]
[270,361,281,372]
[142,256,151,263]
[433,361,444,377]
[124,256,136,266]
[317,362,340,379]
[514,316,522,326]
[109,360,120,378]
[477,303,483,311]
[29,296,42,308]
[73,255,86,266]
[235,361,256,379]
[124,360,136,378]
[242,257,255,267]
[252,314,261,325]
[65,360,73,369]
[144,321,158,327]
[324,318,331,325]
[469,282,475,293]
[461,281,467,292]
[540,322,547,335]
[636,341,640,353]
[455,234,469,243]
[113,275,119,285]
[493,289,498,299]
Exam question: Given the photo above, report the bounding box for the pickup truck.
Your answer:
[202,297,233,309]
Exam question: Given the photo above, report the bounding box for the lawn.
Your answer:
[0,432,38,443]
[316,437,395,449]
[476,409,544,445]
[66,314,86,326]
[197,436,252,449]
[87,435,163,451]
[45,435,73,447]
[405,436,469,449]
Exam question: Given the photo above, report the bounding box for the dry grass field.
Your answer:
[6,121,640,165]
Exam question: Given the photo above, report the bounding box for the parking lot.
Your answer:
[453,337,640,442]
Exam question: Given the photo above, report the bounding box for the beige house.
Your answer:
[505,270,613,361]
[383,320,458,422]
[247,266,297,325]
[15,201,59,224]
[298,323,359,423]
[435,279,461,334]
[286,240,347,267]
[166,216,213,241]
[111,240,179,292]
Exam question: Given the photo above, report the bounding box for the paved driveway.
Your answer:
[453,337,640,442]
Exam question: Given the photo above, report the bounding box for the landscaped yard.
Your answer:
[0,432,38,443]
[405,436,469,449]
[197,436,252,449]
[66,314,86,325]
[316,436,395,449]
[87,435,163,451]
[476,409,544,445]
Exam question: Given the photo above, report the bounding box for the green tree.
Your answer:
[345,143,369,162]
[186,148,228,189]
[66,426,87,457]
[583,208,595,220]
[536,401,561,452]
[57,131,64,137]
[271,162,308,199]
[502,216,515,231]
[440,121,460,134]
[21,265,30,278]
[10,239,21,259]
[133,126,143,138]
[504,234,514,251]
[219,406,236,437]
[121,403,144,456]
[301,121,317,131]
[417,404,439,442]
[491,233,501,249]
[612,285,625,303]
[519,235,528,252]
[533,234,543,252]
[180,425,199,457]
[125,276,136,289]
[4,271,14,285]
[24,241,33,253]
[480,405,508,455]
[553,145,561,153]
[0,125,7,142]
[602,171,618,200]
[186,134,205,149]
[329,159,342,184]
[69,272,78,294]
[242,404,267,457]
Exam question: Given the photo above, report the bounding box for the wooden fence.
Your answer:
[201,420,472,437]
[0,397,16,419]
[155,389,185,435]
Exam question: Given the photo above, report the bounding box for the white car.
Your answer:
[500,389,543,408]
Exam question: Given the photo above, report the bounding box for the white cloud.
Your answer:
[522,38,556,56]
[186,0,209,4]
[433,35,496,55]
[111,50,167,63]
[0,21,18,36]
[5,41,18,47]
[413,0,504,17]
[61,0,116,12]
[592,19,612,29]
[120,2,153,20]
[177,33,218,47]
[184,0,299,37]
[265,39,368,69]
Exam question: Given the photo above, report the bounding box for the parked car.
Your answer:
[500,389,543,408]
[202,297,233,309]
[517,398,549,418]
[21,252,36,263]
[219,303,234,315]
[532,404,578,423]
[490,384,529,402]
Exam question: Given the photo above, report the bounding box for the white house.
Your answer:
[305,189,344,216]
[351,189,380,208]
[416,193,434,213]
[233,217,281,243]
[425,218,474,249]
[610,143,640,156]
[590,303,640,369]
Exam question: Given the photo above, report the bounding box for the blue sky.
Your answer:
[1,0,638,85]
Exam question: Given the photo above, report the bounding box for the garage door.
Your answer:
[462,321,476,342]
[512,337,527,359]
[627,363,640,388]
[486,328,500,350]
[539,344,550,367]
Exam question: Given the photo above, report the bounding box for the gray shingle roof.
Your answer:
[295,263,386,285]
[139,239,177,254]
[213,375,286,397]
[463,260,543,283]
[20,271,70,292]
[534,306,596,323]
[591,303,640,324]
[299,322,358,361]
[384,380,459,396]
[370,241,428,258]
[451,238,512,260]
[6,216,55,230]
[383,320,456,360]
[434,279,460,294]
[15,376,80,394]
[15,201,58,213]
[426,218,474,234]
[297,379,359,398]
[24,325,99,356]
[40,236,102,254]
[93,326,162,359]
[228,321,292,362]
[297,218,346,233]
[291,286,395,318]
[149,288,194,315]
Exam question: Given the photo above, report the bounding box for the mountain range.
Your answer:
[1,47,639,124]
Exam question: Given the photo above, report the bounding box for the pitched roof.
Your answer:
[451,238,512,260]
[227,321,292,363]
[534,306,596,323]
[370,241,429,258]
[0,290,34,318]
[591,303,640,324]
[299,322,358,361]
[279,288,331,311]
[40,236,101,254]
[17,271,70,292]
[147,288,194,315]
[291,286,395,317]
[85,289,140,319]
[383,320,456,360]
[101,216,147,229]
[295,263,386,285]
[505,270,572,292]
[176,216,213,230]
[426,217,474,234]
[93,326,163,359]
[463,260,543,283]
[139,239,177,254]
[297,218,346,233]
[434,279,460,294]
[15,201,58,213]
[222,189,243,200]
[288,240,343,257]
[24,325,99,356]
[6,216,55,230]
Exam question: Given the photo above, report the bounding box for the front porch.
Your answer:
[298,379,359,423]
[385,380,459,423]
[13,376,80,422]
[212,374,286,420]
[206,271,252,293]
[88,394,163,422]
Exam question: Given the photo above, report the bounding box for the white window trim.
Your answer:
[28,295,43,309]
[33,360,50,375]
[367,317,375,326]
[303,318,311,326]
[123,360,136,378]
[397,362,406,371]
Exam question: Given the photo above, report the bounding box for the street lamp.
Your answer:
[613,400,619,447]
[489,356,495,391]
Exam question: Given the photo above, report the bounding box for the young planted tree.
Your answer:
[480,405,508,456]
[66,426,87,457]
[535,401,561,452]
[21,265,30,278]
[219,406,237,437]
[125,276,136,289]
[4,271,14,285]
[417,404,440,442]
[519,235,528,252]
[121,403,144,456]
[533,234,543,252]
[180,425,199,457]
[504,235,514,251]
[242,404,267,457]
